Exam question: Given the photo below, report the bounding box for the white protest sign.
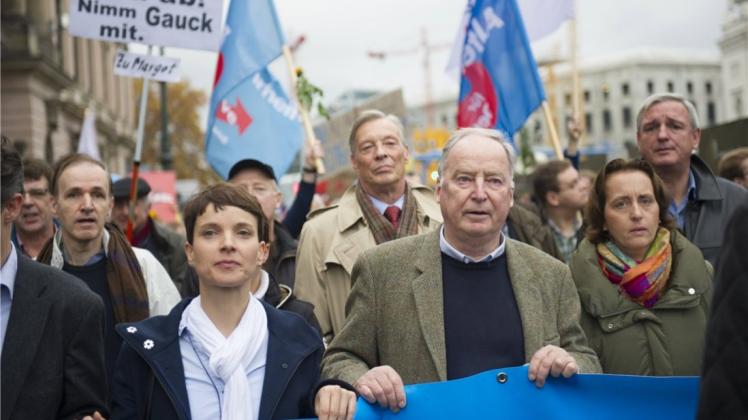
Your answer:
[114,50,181,82]
[69,0,223,51]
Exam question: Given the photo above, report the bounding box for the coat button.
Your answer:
[607,323,614,329]
[688,288,695,295]
[281,363,288,369]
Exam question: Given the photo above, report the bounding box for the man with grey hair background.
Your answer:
[321,128,599,412]
[295,110,442,344]
[636,93,747,268]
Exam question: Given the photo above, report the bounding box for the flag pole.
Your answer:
[541,101,564,159]
[126,45,153,242]
[569,6,585,145]
[281,45,325,174]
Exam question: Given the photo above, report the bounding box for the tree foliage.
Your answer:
[134,79,220,186]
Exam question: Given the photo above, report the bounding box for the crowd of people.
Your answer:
[1,92,747,419]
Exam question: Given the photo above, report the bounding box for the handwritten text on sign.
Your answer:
[69,0,224,51]
[113,50,181,82]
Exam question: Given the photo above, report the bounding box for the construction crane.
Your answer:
[367,27,450,127]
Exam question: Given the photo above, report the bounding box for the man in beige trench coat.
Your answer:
[294,110,442,344]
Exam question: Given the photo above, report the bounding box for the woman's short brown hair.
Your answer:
[585,158,675,244]
[183,183,269,245]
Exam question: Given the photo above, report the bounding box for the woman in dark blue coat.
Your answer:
[109,183,356,420]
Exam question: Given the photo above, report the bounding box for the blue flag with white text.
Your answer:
[206,68,304,179]
[455,0,546,140]
[206,0,302,179]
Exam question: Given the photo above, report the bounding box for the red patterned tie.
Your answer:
[384,205,401,230]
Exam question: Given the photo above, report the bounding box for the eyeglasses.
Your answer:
[24,188,50,199]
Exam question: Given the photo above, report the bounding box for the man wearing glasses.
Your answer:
[532,160,588,263]
[12,159,57,260]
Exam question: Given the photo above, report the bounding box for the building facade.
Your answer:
[719,0,748,122]
[2,0,136,174]
[533,48,723,154]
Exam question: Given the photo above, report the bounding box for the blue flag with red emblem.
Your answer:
[454,0,546,141]
[205,0,303,179]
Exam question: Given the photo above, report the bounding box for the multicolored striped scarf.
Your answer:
[596,227,672,308]
[355,183,419,245]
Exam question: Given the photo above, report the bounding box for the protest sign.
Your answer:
[68,0,223,51]
[114,50,181,82]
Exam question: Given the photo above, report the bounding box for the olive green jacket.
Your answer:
[321,230,600,385]
[569,231,713,376]
[294,184,442,344]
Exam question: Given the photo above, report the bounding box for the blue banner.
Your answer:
[206,0,303,179]
[299,366,700,420]
[456,0,546,140]
[206,68,304,179]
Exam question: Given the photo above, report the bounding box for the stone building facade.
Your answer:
[2,0,136,174]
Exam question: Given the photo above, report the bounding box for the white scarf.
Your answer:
[184,294,268,420]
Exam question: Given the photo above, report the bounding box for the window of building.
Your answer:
[733,89,745,117]
[647,80,655,94]
[707,101,716,126]
[667,81,674,92]
[602,85,610,101]
[686,81,693,95]
[621,83,630,96]
[622,107,632,129]
[564,93,572,106]
[705,82,712,95]
[584,90,590,102]
[603,109,612,132]
[585,112,593,134]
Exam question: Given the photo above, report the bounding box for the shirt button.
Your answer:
[688,288,695,295]
[281,363,288,369]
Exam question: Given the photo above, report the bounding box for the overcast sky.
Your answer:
[154,0,731,124]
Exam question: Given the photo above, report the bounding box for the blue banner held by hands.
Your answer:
[297,366,700,420]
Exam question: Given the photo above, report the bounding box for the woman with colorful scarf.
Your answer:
[569,159,712,375]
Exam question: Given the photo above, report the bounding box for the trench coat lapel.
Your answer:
[411,230,447,381]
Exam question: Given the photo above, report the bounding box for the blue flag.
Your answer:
[455,0,546,140]
[206,68,304,179]
[206,0,303,179]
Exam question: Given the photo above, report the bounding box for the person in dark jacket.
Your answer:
[110,183,355,420]
[636,93,748,268]
[570,158,712,376]
[111,177,188,294]
[505,205,562,261]
[228,158,312,289]
[697,203,748,419]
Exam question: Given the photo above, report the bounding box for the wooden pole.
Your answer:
[542,101,564,159]
[281,45,325,174]
[569,10,585,145]
[126,46,152,242]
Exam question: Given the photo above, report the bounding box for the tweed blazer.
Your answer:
[294,184,442,344]
[1,255,107,420]
[321,229,600,385]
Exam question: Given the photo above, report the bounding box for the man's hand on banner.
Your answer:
[315,384,357,420]
[354,365,407,413]
[527,345,579,388]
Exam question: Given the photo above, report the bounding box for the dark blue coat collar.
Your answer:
[116,297,323,420]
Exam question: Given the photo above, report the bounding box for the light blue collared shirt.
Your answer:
[439,226,506,263]
[178,306,267,419]
[1,243,19,355]
[368,194,404,215]
[668,170,696,230]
